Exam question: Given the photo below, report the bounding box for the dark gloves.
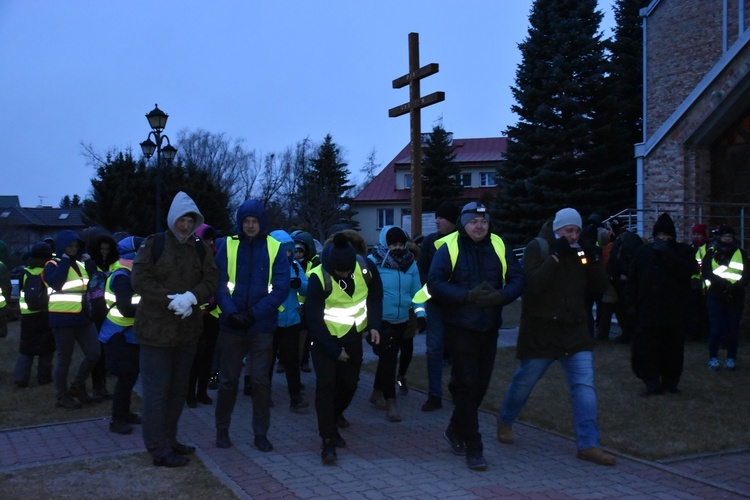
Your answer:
[228,311,254,329]
[552,237,572,258]
[466,283,485,303]
[290,277,302,289]
[466,281,504,307]
[417,317,428,333]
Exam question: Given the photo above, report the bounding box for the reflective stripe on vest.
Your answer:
[310,260,369,338]
[103,264,140,326]
[413,232,508,303]
[225,235,283,309]
[706,249,745,288]
[19,267,49,314]
[47,260,88,314]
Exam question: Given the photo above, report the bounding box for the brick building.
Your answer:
[637,0,750,244]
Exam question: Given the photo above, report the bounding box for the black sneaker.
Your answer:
[207,373,219,390]
[109,420,133,435]
[336,414,350,429]
[172,442,196,455]
[300,360,311,373]
[69,383,93,405]
[289,394,309,412]
[56,394,82,410]
[466,452,488,471]
[421,396,443,412]
[254,435,273,452]
[321,439,337,465]
[153,454,189,468]
[334,429,347,448]
[216,429,232,449]
[444,426,466,456]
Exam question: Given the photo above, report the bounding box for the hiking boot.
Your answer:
[369,389,386,409]
[466,451,488,471]
[153,453,190,468]
[444,425,466,456]
[497,424,514,444]
[385,398,401,422]
[336,414,350,429]
[208,373,219,390]
[109,420,133,435]
[397,376,408,395]
[69,383,93,405]
[333,429,347,448]
[289,394,309,412]
[321,439,337,465]
[725,358,737,371]
[421,395,443,412]
[300,360,311,373]
[172,443,195,455]
[56,393,82,410]
[216,429,232,449]
[708,358,721,371]
[93,387,112,402]
[254,435,273,452]
[577,446,616,466]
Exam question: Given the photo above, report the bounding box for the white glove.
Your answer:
[167,294,180,311]
[179,307,193,319]
[167,292,197,317]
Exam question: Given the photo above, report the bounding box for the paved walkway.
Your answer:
[2,330,750,499]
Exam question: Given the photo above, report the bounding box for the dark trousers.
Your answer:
[269,324,303,396]
[312,338,363,440]
[139,343,196,460]
[53,323,100,397]
[189,314,219,399]
[215,330,274,437]
[707,295,743,359]
[631,324,685,391]
[398,336,414,379]
[14,352,54,385]
[370,320,407,399]
[445,326,498,452]
[104,333,140,422]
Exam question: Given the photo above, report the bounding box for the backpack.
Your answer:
[85,269,111,324]
[150,231,206,264]
[22,270,49,311]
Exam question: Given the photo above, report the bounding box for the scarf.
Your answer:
[371,246,415,272]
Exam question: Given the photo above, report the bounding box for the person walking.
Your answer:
[366,225,425,422]
[0,240,11,339]
[428,202,525,471]
[292,230,320,374]
[702,224,749,371]
[416,201,461,412]
[306,231,383,465]
[131,191,218,468]
[213,199,289,453]
[624,213,696,395]
[498,208,614,466]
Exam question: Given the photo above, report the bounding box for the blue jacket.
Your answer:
[270,230,308,328]
[215,199,290,335]
[368,225,424,324]
[43,229,92,328]
[428,230,525,332]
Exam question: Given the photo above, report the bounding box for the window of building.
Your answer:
[377,208,394,229]
[480,172,497,187]
[456,173,472,187]
[404,174,411,189]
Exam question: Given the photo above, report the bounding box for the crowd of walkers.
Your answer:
[1,192,747,471]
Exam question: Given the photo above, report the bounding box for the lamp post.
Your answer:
[140,103,177,233]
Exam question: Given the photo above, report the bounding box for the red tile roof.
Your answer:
[353,137,506,203]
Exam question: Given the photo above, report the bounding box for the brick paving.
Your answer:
[2,330,749,499]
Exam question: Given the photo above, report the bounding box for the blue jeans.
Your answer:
[500,351,600,450]
[707,294,742,359]
[139,343,196,460]
[425,302,445,398]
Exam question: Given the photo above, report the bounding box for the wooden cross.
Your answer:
[389,32,444,238]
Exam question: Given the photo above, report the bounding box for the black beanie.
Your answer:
[328,232,357,272]
[29,242,53,260]
[385,226,408,247]
[717,224,735,236]
[652,213,676,239]
[435,202,460,225]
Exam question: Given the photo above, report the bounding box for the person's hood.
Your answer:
[292,230,316,259]
[84,228,119,269]
[270,229,294,253]
[54,230,84,258]
[537,219,555,242]
[0,240,7,263]
[167,191,204,243]
[195,223,215,241]
[235,199,269,238]
[377,225,402,249]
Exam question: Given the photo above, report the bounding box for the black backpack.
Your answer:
[85,269,111,324]
[22,270,49,312]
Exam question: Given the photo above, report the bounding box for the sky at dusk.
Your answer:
[0,1,615,208]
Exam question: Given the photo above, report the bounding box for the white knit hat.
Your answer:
[552,208,582,231]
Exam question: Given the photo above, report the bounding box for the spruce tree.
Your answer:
[422,124,461,211]
[296,134,355,241]
[495,0,607,245]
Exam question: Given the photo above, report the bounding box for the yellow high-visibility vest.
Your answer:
[225,235,283,311]
[103,263,140,327]
[706,249,745,289]
[46,259,88,314]
[309,259,369,338]
[413,232,507,303]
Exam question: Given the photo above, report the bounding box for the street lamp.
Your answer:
[140,103,177,233]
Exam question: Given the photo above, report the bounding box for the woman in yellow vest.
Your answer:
[307,232,382,465]
[702,224,750,371]
[99,236,143,435]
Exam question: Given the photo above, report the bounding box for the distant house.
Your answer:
[351,136,506,246]
[0,196,87,267]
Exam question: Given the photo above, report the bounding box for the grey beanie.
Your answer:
[459,202,490,228]
[552,208,582,231]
